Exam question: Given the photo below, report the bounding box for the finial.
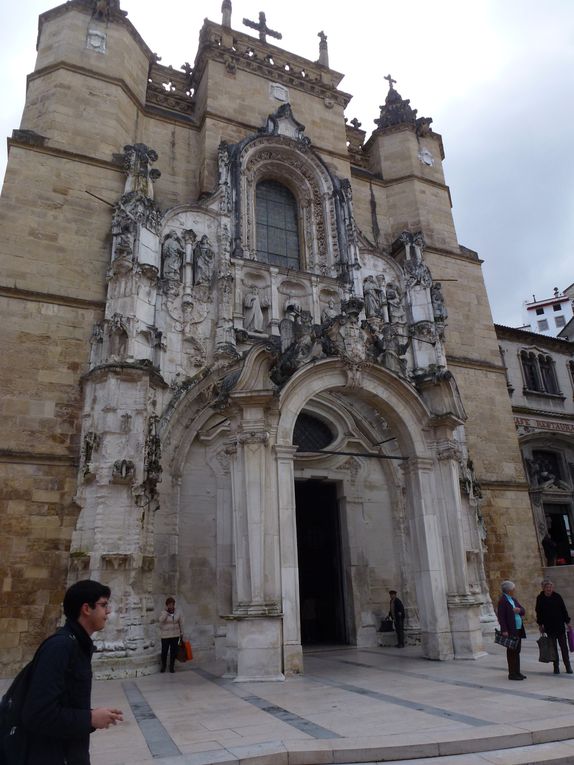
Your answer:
[384,73,397,90]
[318,31,329,67]
[242,11,282,44]
[221,0,232,28]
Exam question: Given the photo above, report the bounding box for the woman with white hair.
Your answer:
[535,579,572,674]
[497,580,527,680]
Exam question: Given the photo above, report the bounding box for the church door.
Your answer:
[295,480,347,645]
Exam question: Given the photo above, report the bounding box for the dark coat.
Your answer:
[535,591,570,636]
[389,597,405,623]
[21,620,94,765]
[497,594,526,638]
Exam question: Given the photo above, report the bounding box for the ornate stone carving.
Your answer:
[363,275,386,318]
[122,144,161,199]
[82,431,100,479]
[111,459,136,484]
[385,282,406,325]
[161,231,184,281]
[431,282,448,322]
[193,235,214,285]
[139,416,162,503]
[244,286,269,333]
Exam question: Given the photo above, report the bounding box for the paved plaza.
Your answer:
[4,640,574,764]
[43,641,574,764]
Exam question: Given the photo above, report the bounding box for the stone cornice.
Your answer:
[0,449,77,467]
[480,480,530,492]
[7,135,123,177]
[191,21,352,109]
[446,355,507,375]
[0,284,105,311]
[511,406,574,422]
[495,323,574,353]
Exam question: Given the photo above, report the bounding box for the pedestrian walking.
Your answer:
[389,590,405,647]
[159,597,184,673]
[17,579,123,764]
[535,578,572,675]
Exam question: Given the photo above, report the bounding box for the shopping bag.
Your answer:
[378,617,394,633]
[494,629,519,650]
[176,639,188,663]
[568,626,574,652]
[537,634,558,663]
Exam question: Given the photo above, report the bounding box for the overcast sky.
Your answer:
[1,0,573,327]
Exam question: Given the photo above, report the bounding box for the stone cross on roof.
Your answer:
[242,12,282,44]
[384,73,397,90]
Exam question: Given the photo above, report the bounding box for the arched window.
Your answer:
[539,355,560,394]
[293,413,334,452]
[255,180,300,269]
[520,351,542,391]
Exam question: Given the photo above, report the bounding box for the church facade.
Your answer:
[0,0,543,678]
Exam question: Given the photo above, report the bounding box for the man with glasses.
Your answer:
[20,579,123,764]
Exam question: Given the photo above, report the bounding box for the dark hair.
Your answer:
[63,580,111,620]
[389,590,397,595]
[165,597,175,606]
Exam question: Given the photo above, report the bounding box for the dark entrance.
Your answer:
[545,504,574,565]
[295,480,346,645]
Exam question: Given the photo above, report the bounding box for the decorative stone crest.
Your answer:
[122,144,161,199]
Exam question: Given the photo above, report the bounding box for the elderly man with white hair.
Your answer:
[497,580,527,680]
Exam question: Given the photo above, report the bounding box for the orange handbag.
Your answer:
[182,639,193,661]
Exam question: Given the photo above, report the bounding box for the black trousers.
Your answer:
[161,636,179,669]
[394,619,405,647]
[549,631,571,670]
[506,638,522,677]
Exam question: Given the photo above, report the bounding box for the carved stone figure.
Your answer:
[386,282,406,324]
[122,143,161,199]
[431,282,448,322]
[363,275,384,318]
[244,287,269,333]
[112,459,136,483]
[193,235,214,285]
[321,298,339,324]
[162,231,184,281]
[405,255,432,288]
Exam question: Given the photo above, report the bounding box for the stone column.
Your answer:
[274,444,303,674]
[436,438,484,658]
[403,457,454,659]
[226,406,283,680]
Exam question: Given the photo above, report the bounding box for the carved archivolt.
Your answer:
[238,136,340,275]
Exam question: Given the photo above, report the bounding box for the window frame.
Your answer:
[255,179,302,270]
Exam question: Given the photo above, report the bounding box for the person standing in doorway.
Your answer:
[159,597,184,673]
[497,580,527,680]
[20,579,124,764]
[389,590,405,647]
[535,579,572,674]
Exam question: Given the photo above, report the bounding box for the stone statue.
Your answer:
[386,282,406,324]
[405,256,432,288]
[193,235,214,285]
[363,276,383,318]
[431,282,448,322]
[244,287,269,333]
[162,231,184,281]
[321,298,339,324]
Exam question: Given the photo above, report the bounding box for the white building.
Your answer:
[521,288,574,337]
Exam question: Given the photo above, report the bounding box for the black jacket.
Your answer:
[535,591,570,637]
[21,620,94,765]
